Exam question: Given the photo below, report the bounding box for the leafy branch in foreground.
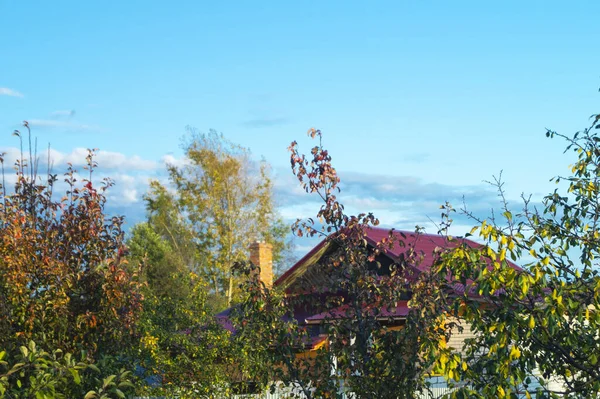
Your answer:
[0,341,134,399]
[434,115,600,398]
[234,128,451,399]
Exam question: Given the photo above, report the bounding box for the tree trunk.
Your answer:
[213,274,220,297]
[227,273,233,307]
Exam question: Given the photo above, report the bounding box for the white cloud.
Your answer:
[95,151,157,171]
[0,173,18,187]
[1,146,159,173]
[0,146,158,230]
[0,88,24,98]
[27,119,101,132]
[113,173,137,185]
[55,148,157,171]
[161,153,189,168]
[272,166,542,237]
[121,187,139,203]
[50,110,76,117]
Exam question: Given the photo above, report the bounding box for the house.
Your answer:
[217,227,545,398]
[221,227,521,347]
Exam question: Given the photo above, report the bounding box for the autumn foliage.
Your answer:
[0,127,142,358]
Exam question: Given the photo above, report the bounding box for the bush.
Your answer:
[0,341,134,399]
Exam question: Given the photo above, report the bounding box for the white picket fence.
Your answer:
[133,375,556,399]
[231,379,454,399]
[132,377,455,399]
[231,390,453,399]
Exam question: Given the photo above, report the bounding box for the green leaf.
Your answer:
[84,390,98,399]
[19,346,28,358]
[87,364,100,373]
[102,374,116,389]
[70,368,81,384]
[7,363,25,376]
[117,381,134,389]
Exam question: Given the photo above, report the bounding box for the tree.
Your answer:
[431,114,600,398]
[0,123,141,398]
[150,128,290,308]
[128,220,237,397]
[233,129,449,398]
[128,222,192,304]
[127,129,292,395]
[141,180,198,278]
[0,124,143,359]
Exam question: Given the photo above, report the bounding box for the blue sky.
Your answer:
[1,1,600,252]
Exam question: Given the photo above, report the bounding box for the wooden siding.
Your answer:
[447,317,476,355]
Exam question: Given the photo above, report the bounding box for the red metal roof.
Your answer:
[217,228,524,339]
[276,227,523,289]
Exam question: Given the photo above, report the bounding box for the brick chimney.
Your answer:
[249,241,273,289]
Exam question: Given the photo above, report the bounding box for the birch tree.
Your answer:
[150,129,289,308]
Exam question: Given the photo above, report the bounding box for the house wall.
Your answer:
[446,318,566,397]
[446,317,476,355]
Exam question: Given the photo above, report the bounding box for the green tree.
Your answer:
[128,147,272,396]
[128,219,228,396]
[431,114,600,398]
[142,180,198,277]
[151,128,290,308]
[128,221,191,303]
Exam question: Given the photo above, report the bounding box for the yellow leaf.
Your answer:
[542,256,550,266]
[439,337,447,349]
[439,353,448,366]
[510,346,521,359]
[499,248,506,261]
[565,369,572,378]
[528,315,535,329]
[498,386,506,398]
[530,249,537,257]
